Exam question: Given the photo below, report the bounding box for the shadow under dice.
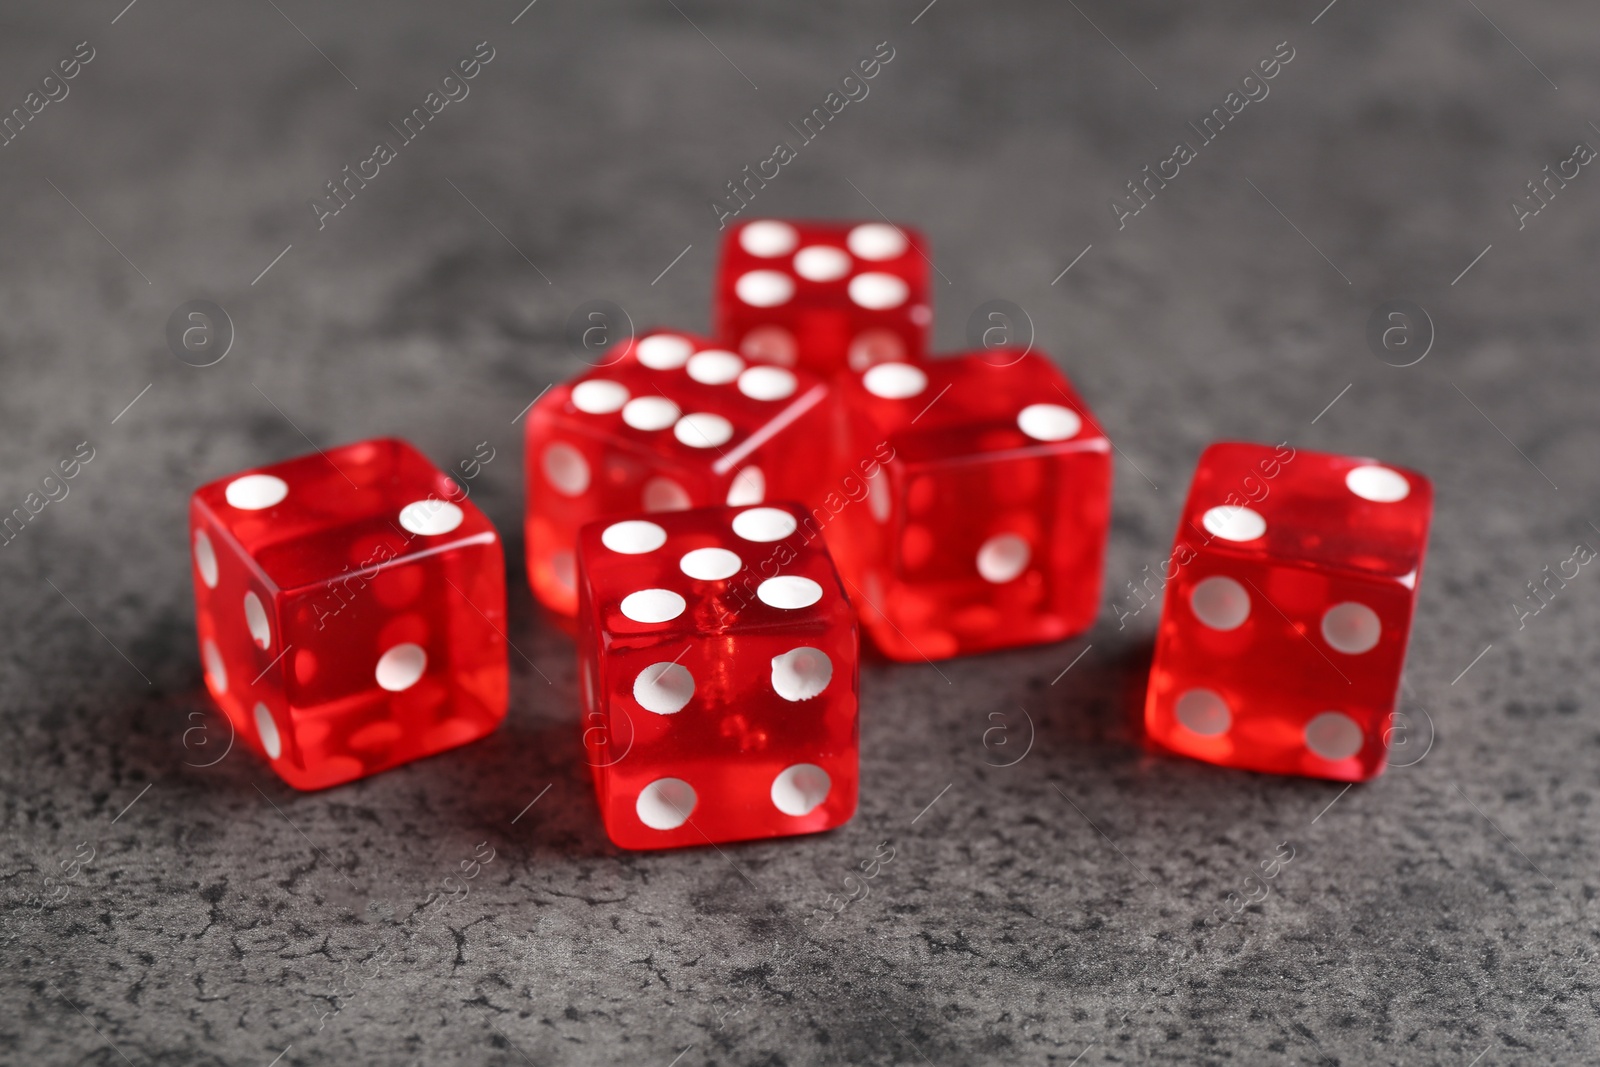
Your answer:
[1145,442,1433,782]
[828,352,1112,660]
[526,330,840,617]
[190,438,508,790]
[715,219,931,375]
[576,503,859,850]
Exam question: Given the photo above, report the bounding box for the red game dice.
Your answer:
[526,330,840,616]
[826,352,1111,660]
[190,438,508,789]
[1144,442,1433,781]
[714,219,931,375]
[575,502,858,849]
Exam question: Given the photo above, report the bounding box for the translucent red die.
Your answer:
[826,352,1112,660]
[1144,442,1433,781]
[575,501,858,849]
[525,330,840,616]
[189,438,508,789]
[714,218,931,376]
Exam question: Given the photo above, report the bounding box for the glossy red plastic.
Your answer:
[827,352,1112,660]
[576,501,858,849]
[189,438,507,789]
[1144,441,1433,781]
[526,330,839,616]
[714,218,931,375]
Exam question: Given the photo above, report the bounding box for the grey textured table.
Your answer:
[3,2,1597,1064]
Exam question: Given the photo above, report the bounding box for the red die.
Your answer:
[715,218,931,375]
[1144,442,1433,781]
[576,502,858,849]
[526,330,838,617]
[827,352,1112,660]
[190,438,508,790]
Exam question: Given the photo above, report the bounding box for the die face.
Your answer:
[1145,442,1433,782]
[575,503,859,849]
[192,520,286,766]
[190,438,508,790]
[843,353,1102,443]
[829,353,1112,659]
[526,331,839,616]
[1175,442,1431,581]
[271,549,508,788]
[193,438,501,591]
[715,219,931,376]
[1147,558,1416,781]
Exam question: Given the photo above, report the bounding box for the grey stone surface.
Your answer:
[2,1,1598,1064]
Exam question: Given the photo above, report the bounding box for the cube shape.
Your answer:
[190,438,508,790]
[576,502,859,849]
[715,218,931,376]
[526,330,840,616]
[827,353,1111,660]
[1144,442,1433,781]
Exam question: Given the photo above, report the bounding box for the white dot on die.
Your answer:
[732,507,797,542]
[225,474,288,510]
[243,591,272,650]
[542,443,590,496]
[620,588,686,624]
[862,362,927,399]
[1346,465,1410,502]
[399,500,464,536]
[771,646,833,702]
[622,396,681,432]
[194,529,219,589]
[1189,576,1251,631]
[772,763,831,816]
[1304,711,1364,761]
[739,325,798,366]
[571,379,630,414]
[636,334,694,370]
[738,366,797,402]
[977,534,1031,584]
[848,328,906,370]
[642,477,692,513]
[1017,404,1082,442]
[849,272,909,309]
[687,349,745,385]
[680,547,742,581]
[675,413,734,449]
[726,467,765,506]
[633,663,695,715]
[794,245,851,281]
[739,220,799,257]
[758,575,823,610]
[867,471,891,523]
[375,643,427,692]
[254,702,282,760]
[1175,689,1231,736]
[601,520,667,555]
[1322,602,1381,654]
[636,777,697,830]
[551,551,576,591]
[847,223,908,260]
[1202,505,1267,542]
[203,639,227,694]
[736,270,795,307]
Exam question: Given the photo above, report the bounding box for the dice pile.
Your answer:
[190,219,1432,847]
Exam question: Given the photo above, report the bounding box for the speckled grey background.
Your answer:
[3,1,1598,1064]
